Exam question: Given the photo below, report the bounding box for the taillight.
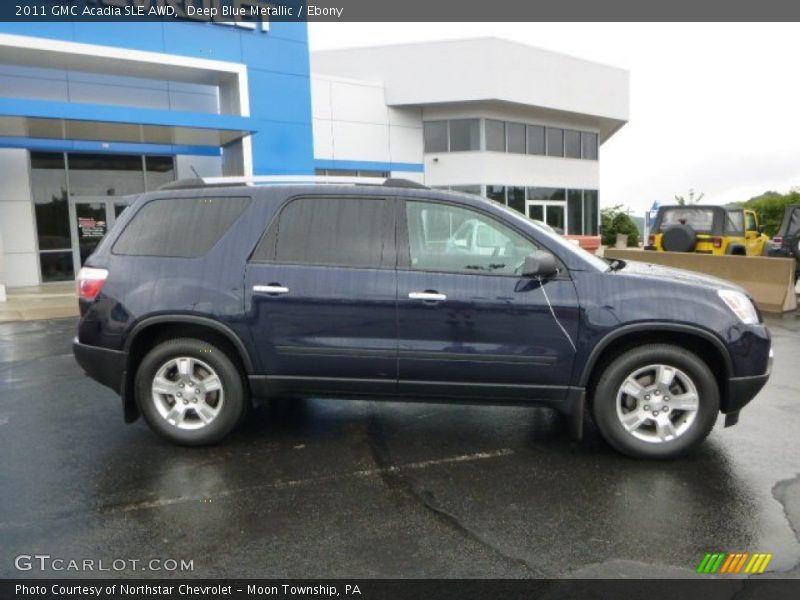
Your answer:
[712,236,723,248]
[77,267,108,301]
[647,234,655,246]
[773,236,783,246]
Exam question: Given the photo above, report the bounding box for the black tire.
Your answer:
[591,344,719,459]
[135,338,247,446]
[661,224,697,252]
[792,238,800,262]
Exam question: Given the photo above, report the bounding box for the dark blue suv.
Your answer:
[72,179,772,459]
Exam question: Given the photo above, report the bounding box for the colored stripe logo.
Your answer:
[697,552,773,574]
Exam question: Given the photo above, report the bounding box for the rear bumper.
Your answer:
[72,337,126,394]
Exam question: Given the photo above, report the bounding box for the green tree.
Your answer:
[601,204,640,247]
[743,189,800,237]
[675,188,705,206]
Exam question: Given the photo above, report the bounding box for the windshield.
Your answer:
[489,200,609,271]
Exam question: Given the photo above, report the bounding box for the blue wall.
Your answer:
[0,20,315,175]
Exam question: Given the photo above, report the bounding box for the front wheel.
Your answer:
[135,338,247,446]
[591,344,719,459]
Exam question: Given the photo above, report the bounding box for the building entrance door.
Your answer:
[525,201,567,234]
[68,197,130,271]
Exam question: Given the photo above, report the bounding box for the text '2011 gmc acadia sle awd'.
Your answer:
[73,177,772,459]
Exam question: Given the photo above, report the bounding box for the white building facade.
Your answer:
[311,38,629,245]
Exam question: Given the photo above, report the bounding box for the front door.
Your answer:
[68,197,130,271]
[526,201,566,233]
[397,199,579,400]
[245,195,398,395]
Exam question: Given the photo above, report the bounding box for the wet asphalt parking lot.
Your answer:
[0,314,799,580]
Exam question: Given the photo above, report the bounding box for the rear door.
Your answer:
[245,195,398,395]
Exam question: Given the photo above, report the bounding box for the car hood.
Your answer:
[614,260,745,293]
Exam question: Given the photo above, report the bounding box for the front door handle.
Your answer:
[409,291,447,302]
[253,285,289,295]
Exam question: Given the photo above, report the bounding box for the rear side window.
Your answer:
[252,197,395,268]
[113,197,250,257]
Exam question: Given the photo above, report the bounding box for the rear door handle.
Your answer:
[253,285,289,295]
[409,291,447,302]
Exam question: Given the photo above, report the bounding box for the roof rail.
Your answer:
[159,175,429,191]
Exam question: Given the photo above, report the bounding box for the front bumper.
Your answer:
[72,337,126,394]
[723,348,773,424]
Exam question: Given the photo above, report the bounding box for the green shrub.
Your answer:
[601,205,640,247]
[743,190,800,238]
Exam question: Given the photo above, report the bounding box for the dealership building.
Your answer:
[0,20,628,289]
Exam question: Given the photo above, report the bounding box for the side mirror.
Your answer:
[522,251,559,278]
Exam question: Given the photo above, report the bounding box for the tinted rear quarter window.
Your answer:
[252,197,395,268]
[113,196,251,257]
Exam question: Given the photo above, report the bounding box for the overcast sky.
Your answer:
[308,22,800,215]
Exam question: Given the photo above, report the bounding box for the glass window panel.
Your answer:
[583,190,599,236]
[114,197,251,257]
[423,121,448,153]
[581,132,598,160]
[546,127,564,157]
[485,119,506,152]
[527,125,545,155]
[744,211,758,232]
[567,190,583,235]
[506,122,526,154]
[448,119,480,152]
[405,201,537,275]
[75,202,108,266]
[31,152,70,251]
[450,185,482,196]
[507,187,526,214]
[145,156,175,191]
[527,187,566,201]
[527,204,544,221]
[726,211,744,234]
[38,251,74,283]
[660,207,715,232]
[564,129,581,159]
[260,198,394,268]
[546,205,566,233]
[67,153,145,196]
[485,185,506,204]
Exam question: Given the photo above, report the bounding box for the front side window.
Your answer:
[744,212,757,232]
[254,197,395,268]
[405,201,537,276]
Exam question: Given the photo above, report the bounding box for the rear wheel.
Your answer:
[136,338,247,446]
[591,344,719,459]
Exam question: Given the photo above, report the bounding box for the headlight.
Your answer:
[717,289,759,325]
